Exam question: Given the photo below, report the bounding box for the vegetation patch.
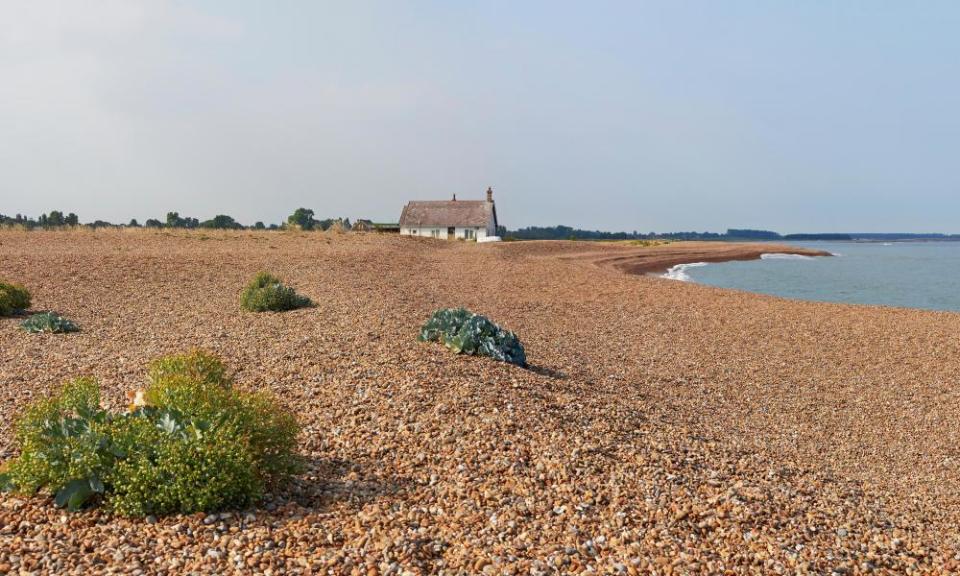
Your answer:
[419,308,527,367]
[620,239,672,247]
[21,311,79,334]
[0,282,31,316]
[240,272,312,312]
[0,351,301,517]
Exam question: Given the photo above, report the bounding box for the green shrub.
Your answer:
[107,412,259,516]
[0,282,31,316]
[418,308,527,367]
[145,351,301,484]
[147,349,228,388]
[21,312,79,334]
[240,272,312,312]
[0,378,114,506]
[0,351,302,516]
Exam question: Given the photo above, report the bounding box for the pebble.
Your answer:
[0,232,956,574]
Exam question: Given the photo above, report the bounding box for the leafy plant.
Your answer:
[145,351,301,484]
[418,308,527,367]
[0,352,302,516]
[240,272,312,312]
[147,349,228,388]
[20,311,79,334]
[107,408,259,516]
[0,281,31,316]
[0,378,114,510]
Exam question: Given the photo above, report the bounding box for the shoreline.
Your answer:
[585,241,832,277]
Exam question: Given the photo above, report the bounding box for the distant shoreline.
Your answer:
[586,241,832,277]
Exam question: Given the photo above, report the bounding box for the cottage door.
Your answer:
[447,226,455,240]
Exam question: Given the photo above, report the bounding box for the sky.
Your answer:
[1,1,959,233]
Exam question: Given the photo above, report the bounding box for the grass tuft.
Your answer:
[240,272,312,312]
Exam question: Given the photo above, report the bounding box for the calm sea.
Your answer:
[664,241,960,312]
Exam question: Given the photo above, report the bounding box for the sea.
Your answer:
[663,241,960,312]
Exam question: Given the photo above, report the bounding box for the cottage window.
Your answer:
[431,229,440,238]
[464,229,475,240]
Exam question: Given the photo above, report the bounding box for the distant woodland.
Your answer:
[504,227,858,241]
[4,211,958,242]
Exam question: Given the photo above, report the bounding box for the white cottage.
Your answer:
[399,188,499,241]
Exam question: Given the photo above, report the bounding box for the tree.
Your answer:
[145,219,163,228]
[128,219,141,227]
[65,213,79,226]
[165,212,199,228]
[46,211,65,226]
[200,214,242,229]
[726,229,781,240]
[253,221,266,230]
[287,208,316,230]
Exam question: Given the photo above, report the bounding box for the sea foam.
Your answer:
[662,262,708,281]
[760,253,813,260]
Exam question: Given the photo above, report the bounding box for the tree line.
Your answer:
[503,226,855,241]
[0,211,865,241]
[0,208,356,231]
[504,226,773,241]
[0,211,80,228]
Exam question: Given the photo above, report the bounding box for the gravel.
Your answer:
[1,229,959,574]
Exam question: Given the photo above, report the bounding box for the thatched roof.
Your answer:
[399,200,496,228]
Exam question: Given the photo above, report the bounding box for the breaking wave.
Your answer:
[662,262,708,281]
[760,253,814,260]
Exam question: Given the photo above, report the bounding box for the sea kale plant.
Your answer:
[0,281,31,316]
[240,272,312,312]
[21,311,79,334]
[0,351,302,517]
[418,307,527,367]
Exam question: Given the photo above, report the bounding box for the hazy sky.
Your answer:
[2,2,959,232]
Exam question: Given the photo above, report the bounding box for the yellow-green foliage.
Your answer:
[0,282,31,316]
[239,272,312,312]
[3,378,113,496]
[0,351,302,516]
[147,349,228,389]
[145,351,302,484]
[107,414,258,517]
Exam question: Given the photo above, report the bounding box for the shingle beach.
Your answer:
[1,230,958,575]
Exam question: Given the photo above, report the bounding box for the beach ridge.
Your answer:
[573,240,832,276]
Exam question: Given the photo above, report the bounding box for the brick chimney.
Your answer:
[486,187,493,202]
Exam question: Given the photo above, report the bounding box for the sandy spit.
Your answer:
[1,230,958,575]
[557,240,831,276]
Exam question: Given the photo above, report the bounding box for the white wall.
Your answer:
[401,226,487,240]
